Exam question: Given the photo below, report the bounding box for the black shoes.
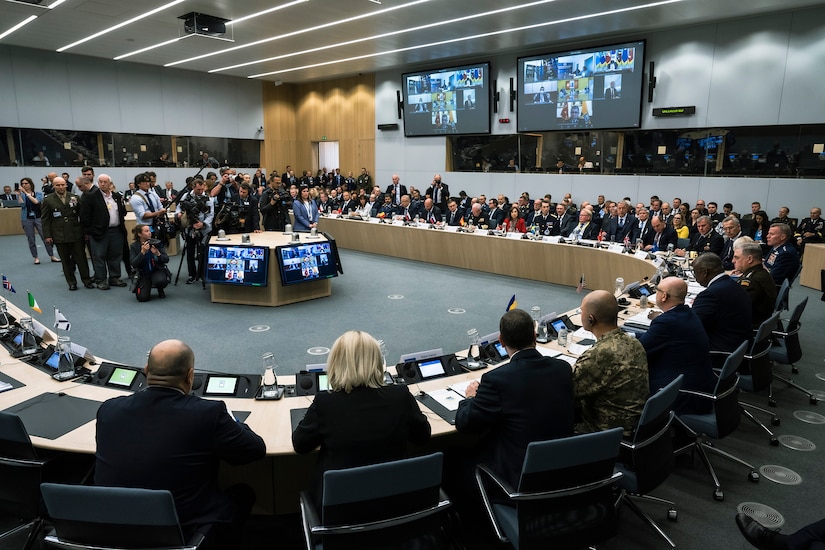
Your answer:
[110,279,127,287]
[736,513,785,550]
[186,277,196,284]
[68,284,77,291]
[158,289,166,299]
[84,281,96,289]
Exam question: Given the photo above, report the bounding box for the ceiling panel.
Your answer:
[0,0,821,83]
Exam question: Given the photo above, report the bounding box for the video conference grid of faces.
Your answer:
[207,246,265,284]
[405,66,484,134]
[280,243,332,281]
[521,47,637,129]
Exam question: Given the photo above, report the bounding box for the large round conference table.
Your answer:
[0,220,657,513]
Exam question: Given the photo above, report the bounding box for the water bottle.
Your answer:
[557,327,568,347]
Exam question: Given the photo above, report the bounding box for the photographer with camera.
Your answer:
[175,178,215,285]
[210,167,239,205]
[130,224,170,301]
[218,183,260,234]
[259,174,289,231]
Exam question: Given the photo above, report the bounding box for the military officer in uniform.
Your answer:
[677,215,724,257]
[41,177,94,291]
[733,238,777,329]
[573,290,649,436]
[795,207,824,253]
[764,223,801,286]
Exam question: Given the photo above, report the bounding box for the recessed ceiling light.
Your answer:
[0,14,37,41]
[57,0,185,52]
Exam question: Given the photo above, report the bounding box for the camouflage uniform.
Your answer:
[738,265,777,329]
[573,328,649,437]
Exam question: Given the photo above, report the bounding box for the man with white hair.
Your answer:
[78,174,128,289]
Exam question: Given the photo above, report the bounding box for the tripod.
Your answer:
[175,229,207,289]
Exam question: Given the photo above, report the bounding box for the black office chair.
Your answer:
[616,375,684,549]
[737,312,781,446]
[0,412,49,550]
[675,341,759,501]
[299,452,452,550]
[40,483,204,550]
[475,428,624,549]
[774,279,790,312]
[770,297,817,404]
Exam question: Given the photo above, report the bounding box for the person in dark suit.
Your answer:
[639,277,716,414]
[643,216,677,252]
[393,194,420,221]
[95,340,266,543]
[385,174,407,206]
[553,202,576,236]
[465,202,489,227]
[159,181,179,207]
[487,198,505,228]
[691,253,753,352]
[420,198,442,224]
[444,199,464,226]
[456,309,573,488]
[677,215,724,257]
[603,201,636,242]
[567,209,600,239]
[292,331,431,498]
[425,175,449,212]
[77,174,128,289]
[631,207,653,244]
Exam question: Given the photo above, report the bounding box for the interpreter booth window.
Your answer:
[177,137,261,169]
[110,134,173,168]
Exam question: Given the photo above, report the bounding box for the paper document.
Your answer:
[426,388,465,411]
[448,380,475,398]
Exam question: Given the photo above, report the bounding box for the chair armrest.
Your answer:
[299,490,320,550]
[678,388,715,400]
[475,463,517,499]
[185,532,205,549]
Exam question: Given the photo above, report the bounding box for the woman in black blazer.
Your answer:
[292,331,431,496]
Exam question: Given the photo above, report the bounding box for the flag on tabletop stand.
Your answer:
[2,275,15,293]
[54,308,71,331]
[505,294,518,311]
[576,274,586,294]
[27,291,42,313]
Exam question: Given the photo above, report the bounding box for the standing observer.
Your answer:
[40,177,94,291]
[77,174,128,290]
[17,177,60,265]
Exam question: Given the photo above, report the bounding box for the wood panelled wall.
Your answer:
[261,74,375,178]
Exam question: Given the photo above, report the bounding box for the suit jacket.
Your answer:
[691,275,753,352]
[41,192,84,243]
[720,233,743,270]
[394,203,421,220]
[94,387,265,537]
[421,206,442,224]
[631,219,652,244]
[292,199,319,231]
[530,213,557,235]
[689,231,724,256]
[385,184,408,204]
[568,221,599,240]
[79,185,126,240]
[554,213,576,236]
[488,207,505,228]
[644,227,677,251]
[455,348,574,488]
[444,208,464,226]
[292,385,431,495]
[638,304,716,415]
[604,214,636,242]
[425,184,450,210]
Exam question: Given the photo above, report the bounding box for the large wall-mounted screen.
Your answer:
[517,40,645,132]
[402,62,491,137]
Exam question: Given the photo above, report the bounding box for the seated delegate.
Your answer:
[129,224,170,301]
[292,330,431,498]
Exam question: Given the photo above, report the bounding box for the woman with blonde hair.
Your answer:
[292,330,430,495]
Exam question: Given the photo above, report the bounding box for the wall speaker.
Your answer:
[648,61,657,103]
[396,90,403,119]
[509,78,516,112]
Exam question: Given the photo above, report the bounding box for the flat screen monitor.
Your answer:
[402,61,491,137]
[204,244,269,287]
[418,358,446,380]
[317,373,329,392]
[517,40,645,132]
[106,367,138,388]
[204,375,239,396]
[276,241,340,286]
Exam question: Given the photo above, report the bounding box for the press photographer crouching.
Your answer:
[214,183,261,235]
[175,178,215,285]
[130,224,170,301]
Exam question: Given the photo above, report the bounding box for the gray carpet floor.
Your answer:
[2,231,825,549]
